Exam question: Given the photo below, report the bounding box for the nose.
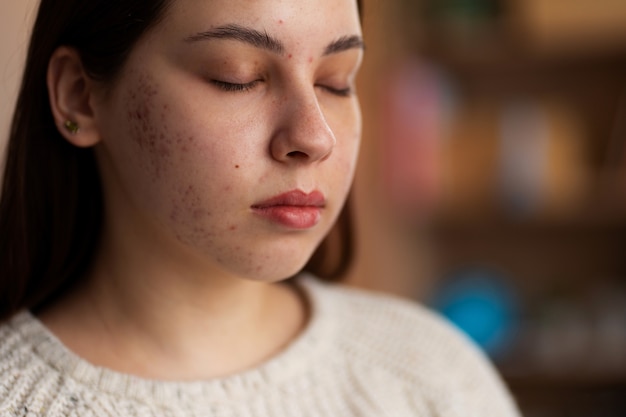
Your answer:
[270,92,336,164]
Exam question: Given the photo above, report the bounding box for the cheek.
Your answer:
[122,74,229,184]
[120,73,258,222]
[328,98,361,143]
[335,128,361,206]
[124,73,181,182]
[332,108,362,177]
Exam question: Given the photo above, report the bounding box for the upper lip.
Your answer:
[252,190,326,208]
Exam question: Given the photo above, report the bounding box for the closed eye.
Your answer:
[211,80,260,92]
[317,85,353,97]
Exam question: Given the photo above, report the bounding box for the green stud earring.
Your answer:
[64,120,80,134]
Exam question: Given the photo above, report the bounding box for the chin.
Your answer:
[255,259,311,283]
[232,249,315,284]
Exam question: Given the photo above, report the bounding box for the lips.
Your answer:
[251,190,326,229]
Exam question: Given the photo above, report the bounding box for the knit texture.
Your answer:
[0,276,520,416]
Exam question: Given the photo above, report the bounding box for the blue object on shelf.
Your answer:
[430,269,518,357]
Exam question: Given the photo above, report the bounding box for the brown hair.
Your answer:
[0,0,361,322]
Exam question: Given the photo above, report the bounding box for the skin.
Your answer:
[41,0,363,380]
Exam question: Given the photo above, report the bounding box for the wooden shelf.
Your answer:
[396,3,626,414]
[431,183,626,235]
[503,371,626,389]
[503,372,626,416]
[408,0,626,72]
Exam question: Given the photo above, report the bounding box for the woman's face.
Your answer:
[91,0,363,281]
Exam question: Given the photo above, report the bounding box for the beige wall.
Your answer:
[0,0,38,154]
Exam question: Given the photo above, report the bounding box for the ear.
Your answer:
[47,46,101,147]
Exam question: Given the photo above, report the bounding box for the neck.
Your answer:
[39,224,307,380]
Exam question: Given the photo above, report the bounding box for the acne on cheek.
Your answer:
[125,73,175,181]
[169,183,216,246]
[170,184,211,222]
[123,77,260,268]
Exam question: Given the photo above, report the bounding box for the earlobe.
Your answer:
[47,46,101,147]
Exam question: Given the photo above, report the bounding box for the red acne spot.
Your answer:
[278,19,284,24]
[288,54,293,59]
[308,57,313,63]
[229,225,238,231]
[157,146,171,158]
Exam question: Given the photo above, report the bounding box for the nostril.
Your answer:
[286,151,308,159]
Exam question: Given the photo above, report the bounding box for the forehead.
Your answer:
[154,0,362,48]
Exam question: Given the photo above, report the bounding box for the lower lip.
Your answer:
[253,206,322,229]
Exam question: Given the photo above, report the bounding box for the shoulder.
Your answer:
[0,312,79,416]
[305,276,483,359]
[303,277,521,417]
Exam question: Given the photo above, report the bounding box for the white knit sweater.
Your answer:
[0,276,520,417]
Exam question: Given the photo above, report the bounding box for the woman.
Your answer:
[0,0,520,415]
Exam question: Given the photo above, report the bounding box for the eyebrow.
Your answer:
[185,24,285,55]
[185,24,365,57]
[323,35,365,56]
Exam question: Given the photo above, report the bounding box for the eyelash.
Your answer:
[211,80,353,97]
[320,86,353,97]
[211,80,259,92]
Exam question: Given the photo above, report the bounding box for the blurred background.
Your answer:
[1,0,625,415]
[349,0,626,416]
